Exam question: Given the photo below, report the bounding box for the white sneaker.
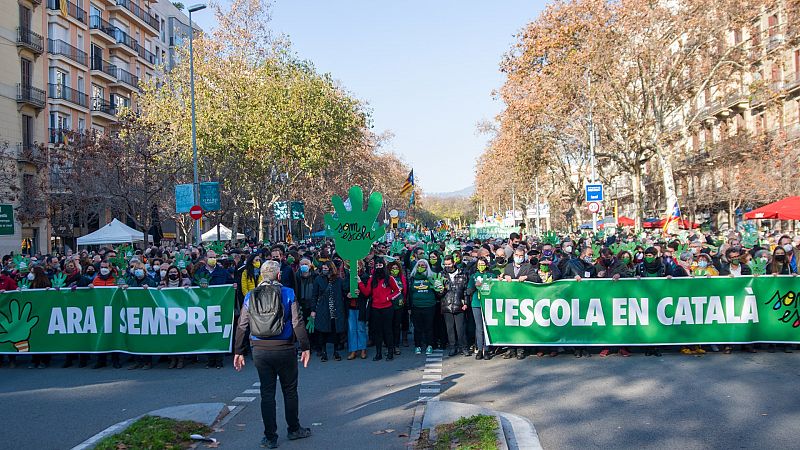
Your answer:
[425,346,433,355]
[414,347,422,355]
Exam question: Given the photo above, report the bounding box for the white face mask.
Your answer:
[100,268,111,276]
[160,270,167,278]
[782,244,793,253]
[564,246,573,254]
[27,273,35,281]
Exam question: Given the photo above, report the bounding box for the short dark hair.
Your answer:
[510,232,520,240]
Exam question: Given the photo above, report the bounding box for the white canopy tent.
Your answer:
[76,219,151,245]
[202,224,245,242]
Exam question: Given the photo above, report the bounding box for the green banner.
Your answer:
[480,276,800,346]
[0,286,234,355]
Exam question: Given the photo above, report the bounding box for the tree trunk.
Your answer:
[231,211,239,245]
[656,148,679,234]
[632,163,643,231]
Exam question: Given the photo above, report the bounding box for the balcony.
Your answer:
[112,0,159,33]
[49,127,68,145]
[90,58,117,82]
[16,143,47,164]
[766,34,784,53]
[16,27,44,54]
[137,45,156,67]
[784,73,800,94]
[89,15,117,43]
[46,0,88,25]
[48,38,87,67]
[724,91,749,111]
[111,67,139,89]
[111,28,139,56]
[91,97,118,119]
[48,83,88,108]
[17,83,46,109]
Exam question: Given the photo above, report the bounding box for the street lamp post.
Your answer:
[188,3,206,246]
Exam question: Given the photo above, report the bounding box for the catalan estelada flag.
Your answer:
[662,201,681,234]
[409,190,415,207]
[400,169,414,196]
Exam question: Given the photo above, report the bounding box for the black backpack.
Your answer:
[249,283,285,338]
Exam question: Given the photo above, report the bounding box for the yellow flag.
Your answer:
[60,0,68,18]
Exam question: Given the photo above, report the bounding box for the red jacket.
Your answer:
[359,276,400,309]
[0,274,17,291]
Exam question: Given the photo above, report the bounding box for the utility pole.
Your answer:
[588,70,598,233]
[534,175,541,235]
[188,3,206,246]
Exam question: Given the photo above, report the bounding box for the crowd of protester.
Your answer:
[0,224,798,369]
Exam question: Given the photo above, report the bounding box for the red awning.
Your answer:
[643,218,699,229]
[617,216,635,226]
[744,197,800,220]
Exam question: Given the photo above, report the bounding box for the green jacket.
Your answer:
[466,270,491,308]
[410,273,437,308]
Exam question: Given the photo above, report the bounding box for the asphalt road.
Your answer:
[440,348,800,449]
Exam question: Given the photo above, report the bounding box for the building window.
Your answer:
[768,14,778,37]
[22,115,34,147]
[692,132,700,150]
[734,28,742,45]
[21,58,32,86]
[78,117,85,130]
[161,18,166,42]
[795,49,799,77]
[752,25,761,47]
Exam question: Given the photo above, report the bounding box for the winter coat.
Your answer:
[503,262,535,281]
[294,270,317,310]
[440,269,468,315]
[194,264,232,286]
[312,275,348,333]
[718,262,752,276]
[562,258,598,279]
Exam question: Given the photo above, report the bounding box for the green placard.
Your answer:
[291,201,305,220]
[0,285,234,354]
[480,276,800,346]
[0,204,14,236]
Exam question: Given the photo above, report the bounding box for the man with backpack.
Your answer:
[233,260,312,449]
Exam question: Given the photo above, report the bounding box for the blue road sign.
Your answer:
[585,183,603,202]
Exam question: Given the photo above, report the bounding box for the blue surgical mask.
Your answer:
[698,261,708,268]
[134,269,145,278]
[300,265,310,273]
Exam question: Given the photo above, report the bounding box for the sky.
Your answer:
[193,1,546,193]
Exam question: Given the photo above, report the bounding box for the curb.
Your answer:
[70,403,228,450]
[420,401,542,450]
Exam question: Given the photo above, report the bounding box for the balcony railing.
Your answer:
[17,83,46,109]
[49,127,68,145]
[91,97,118,116]
[47,0,87,24]
[89,15,117,40]
[17,27,44,54]
[48,38,87,66]
[48,83,88,108]
[115,67,139,88]
[137,45,156,65]
[113,28,140,53]
[90,57,117,78]
[17,143,47,164]
[784,73,800,93]
[115,0,159,31]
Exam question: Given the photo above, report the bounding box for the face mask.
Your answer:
[760,257,769,263]
[583,256,593,264]
[145,264,151,271]
[495,257,506,266]
[636,252,644,259]
[783,244,793,253]
[453,257,461,264]
[644,256,656,263]
[564,246,573,254]
[300,265,310,273]
[477,265,486,273]
[253,261,261,269]
[322,268,330,275]
[539,264,550,272]
[444,266,455,273]
[153,264,160,271]
[86,271,95,277]
[390,268,400,276]
[514,256,524,264]
[622,256,631,264]
[168,273,179,281]
[698,261,708,268]
[207,258,217,267]
[775,254,786,262]
[430,257,438,264]
[160,270,167,278]
[730,258,740,266]
[417,267,427,274]
[27,273,35,281]
[287,256,295,264]
[134,269,145,278]
[100,268,110,276]
[690,247,698,254]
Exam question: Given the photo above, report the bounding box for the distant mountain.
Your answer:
[430,185,475,199]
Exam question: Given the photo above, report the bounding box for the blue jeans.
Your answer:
[472,307,486,351]
[348,309,367,352]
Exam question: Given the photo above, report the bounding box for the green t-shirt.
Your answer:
[411,273,437,308]
[467,270,491,308]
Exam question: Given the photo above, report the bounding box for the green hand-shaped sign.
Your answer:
[18,279,31,290]
[0,300,40,352]
[324,186,386,294]
[52,272,67,289]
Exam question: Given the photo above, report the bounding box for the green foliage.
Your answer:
[430,414,499,450]
[51,273,67,289]
[95,416,212,450]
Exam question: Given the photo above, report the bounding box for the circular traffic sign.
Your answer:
[389,209,399,218]
[189,205,203,220]
[587,202,600,214]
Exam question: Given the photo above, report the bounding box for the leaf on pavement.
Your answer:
[205,442,220,448]
[398,433,409,438]
[385,429,395,433]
